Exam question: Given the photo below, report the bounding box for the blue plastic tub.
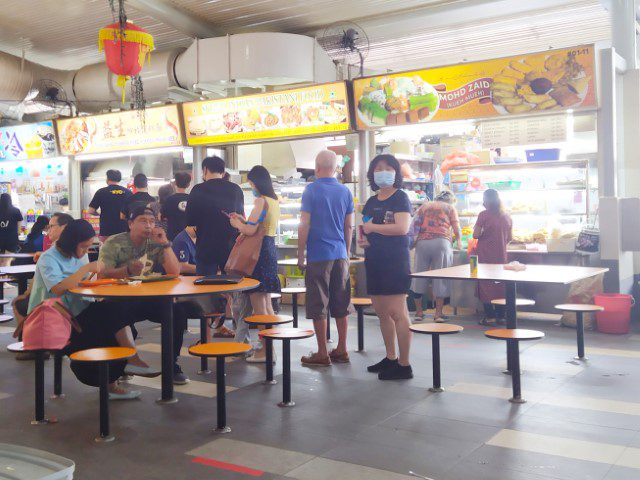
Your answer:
[525,148,561,162]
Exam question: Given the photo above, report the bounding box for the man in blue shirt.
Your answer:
[298,150,354,366]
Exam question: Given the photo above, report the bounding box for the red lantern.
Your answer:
[98,21,154,103]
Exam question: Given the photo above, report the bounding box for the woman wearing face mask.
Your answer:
[473,189,512,325]
[359,154,413,380]
[229,165,281,362]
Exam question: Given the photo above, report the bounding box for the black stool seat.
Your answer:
[410,323,463,392]
[485,329,544,404]
[70,347,136,442]
[189,342,251,433]
[260,328,314,407]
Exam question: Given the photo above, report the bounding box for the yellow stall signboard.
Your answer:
[182,82,351,145]
[353,45,596,129]
[56,105,183,156]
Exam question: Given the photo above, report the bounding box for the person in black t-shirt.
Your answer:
[88,169,132,237]
[162,171,191,241]
[121,173,156,221]
[186,156,244,275]
[0,193,23,253]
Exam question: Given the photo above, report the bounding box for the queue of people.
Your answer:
[14,148,512,397]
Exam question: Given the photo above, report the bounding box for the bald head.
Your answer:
[315,150,337,178]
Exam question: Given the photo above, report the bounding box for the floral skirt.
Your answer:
[251,236,281,293]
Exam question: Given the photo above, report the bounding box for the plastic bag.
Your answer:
[561,273,604,329]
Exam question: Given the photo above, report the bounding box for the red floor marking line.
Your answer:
[192,457,264,477]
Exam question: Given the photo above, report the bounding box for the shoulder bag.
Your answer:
[225,202,269,277]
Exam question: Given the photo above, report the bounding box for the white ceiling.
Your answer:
[0,0,612,74]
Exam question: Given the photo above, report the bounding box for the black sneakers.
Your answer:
[378,364,413,380]
[173,364,190,385]
[367,357,398,373]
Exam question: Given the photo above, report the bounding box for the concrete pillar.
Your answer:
[192,146,206,184]
[68,156,82,218]
[610,0,637,69]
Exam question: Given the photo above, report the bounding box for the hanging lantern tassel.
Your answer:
[98,21,154,104]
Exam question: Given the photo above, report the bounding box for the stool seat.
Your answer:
[410,323,463,335]
[555,304,604,313]
[491,298,535,307]
[189,342,251,358]
[281,287,306,294]
[485,329,544,341]
[7,341,23,352]
[70,347,136,363]
[245,314,293,326]
[0,299,9,305]
[352,297,373,307]
[0,314,13,323]
[270,293,282,299]
[260,328,314,340]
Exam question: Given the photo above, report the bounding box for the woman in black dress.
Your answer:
[360,154,413,380]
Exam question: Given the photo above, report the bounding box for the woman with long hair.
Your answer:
[0,193,23,254]
[21,215,49,253]
[473,189,513,325]
[411,190,461,322]
[360,154,414,380]
[229,165,281,362]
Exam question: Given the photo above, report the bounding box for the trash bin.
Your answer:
[0,443,75,479]
[594,294,635,334]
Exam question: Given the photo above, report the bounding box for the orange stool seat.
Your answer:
[245,314,294,326]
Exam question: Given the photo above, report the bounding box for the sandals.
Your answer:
[213,325,236,338]
[414,313,425,322]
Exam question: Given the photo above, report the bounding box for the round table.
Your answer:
[0,264,36,294]
[70,276,260,404]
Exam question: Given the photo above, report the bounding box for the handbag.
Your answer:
[576,211,600,254]
[225,202,269,276]
[20,298,81,351]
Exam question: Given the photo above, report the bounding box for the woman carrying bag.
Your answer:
[228,165,281,363]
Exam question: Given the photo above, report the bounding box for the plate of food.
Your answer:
[357,76,439,127]
[491,51,592,115]
[127,274,178,283]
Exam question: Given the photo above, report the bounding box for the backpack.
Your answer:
[21,298,81,351]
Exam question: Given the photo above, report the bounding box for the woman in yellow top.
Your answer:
[230,165,280,362]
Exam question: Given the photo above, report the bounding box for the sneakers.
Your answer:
[479,317,495,326]
[213,325,236,338]
[124,364,161,378]
[378,364,413,380]
[109,388,142,401]
[367,357,398,373]
[301,352,331,366]
[173,364,190,385]
[329,349,350,363]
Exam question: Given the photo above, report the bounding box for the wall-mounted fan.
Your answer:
[24,79,74,116]
[318,22,370,79]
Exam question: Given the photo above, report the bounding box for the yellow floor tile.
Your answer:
[287,458,417,480]
[126,376,236,398]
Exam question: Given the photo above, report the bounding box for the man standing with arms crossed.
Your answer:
[298,150,354,366]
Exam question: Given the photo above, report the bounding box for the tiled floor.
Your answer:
[1,299,640,480]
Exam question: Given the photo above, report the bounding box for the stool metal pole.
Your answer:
[264,337,276,385]
[96,362,114,442]
[576,312,586,360]
[292,293,298,328]
[52,351,64,399]
[508,340,525,404]
[429,334,443,392]
[32,351,46,424]
[357,307,364,352]
[278,339,294,407]
[198,317,210,374]
[215,356,231,433]
[157,298,177,404]
[504,281,517,374]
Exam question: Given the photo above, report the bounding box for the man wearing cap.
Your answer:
[98,205,190,384]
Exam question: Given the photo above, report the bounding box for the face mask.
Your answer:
[252,188,261,197]
[374,170,395,188]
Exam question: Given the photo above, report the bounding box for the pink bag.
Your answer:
[22,298,81,351]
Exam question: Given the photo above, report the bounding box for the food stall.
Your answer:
[55,105,189,234]
[352,44,599,311]
[0,121,69,233]
[182,81,358,296]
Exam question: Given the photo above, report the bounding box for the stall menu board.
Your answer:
[56,105,183,156]
[182,82,351,145]
[353,45,595,129]
[0,121,57,160]
[480,115,567,149]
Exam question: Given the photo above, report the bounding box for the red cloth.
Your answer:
[474,210,512,302]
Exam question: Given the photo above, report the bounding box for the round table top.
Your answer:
[491,298,536,307]
[70,347,136,363]
[555,303,604,313]
[410,323,463,335]
[352,297,373,307]
[260,327,315,340]
[189,342,252,357]
[69,276,260,299]
[277,257,364,266]
[245,314,294,326]
[484,328,545,341]
[281,287,306,294]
